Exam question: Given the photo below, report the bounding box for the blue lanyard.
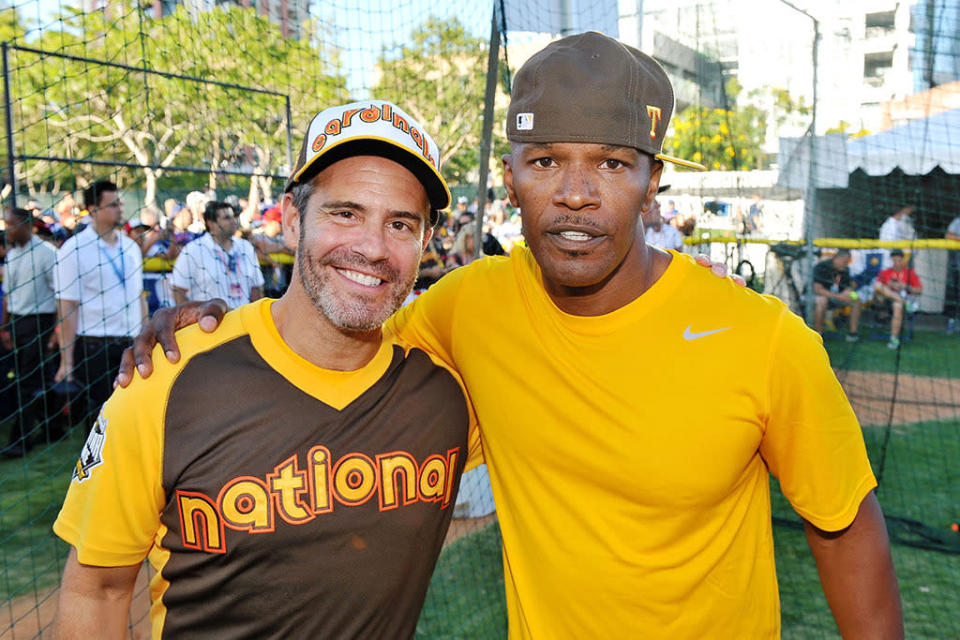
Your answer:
[98,242,126,288]
[213,242,238,276]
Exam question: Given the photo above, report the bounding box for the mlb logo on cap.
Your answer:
[516,113,534,131]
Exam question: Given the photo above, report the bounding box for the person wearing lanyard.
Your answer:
[171,201,264,309]
[54,180,146,431]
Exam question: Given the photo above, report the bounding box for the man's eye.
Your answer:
[533,157,555,168]
[602,159,624,169]
[390,220,413,232]
[333,211,354,219]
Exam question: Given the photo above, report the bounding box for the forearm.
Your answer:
[53,550,139,640]
[57,299,79,368]
[805,492,903,639]
[173,287,188,306]
[141,296,149,324]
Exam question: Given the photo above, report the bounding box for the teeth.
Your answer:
[559,231,593,241]
[336,268,382,287]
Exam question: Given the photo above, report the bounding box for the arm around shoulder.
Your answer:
[805,491,903,639]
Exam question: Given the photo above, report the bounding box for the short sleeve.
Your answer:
[170,247,192,291]
[387,264,471,370]
[53,367,166,566]
[244,242,265,288]
[908,269,922,289]
[54,241,81,302]
[949,218,960,235]
[760,309,877,531]
[812,262,831,288]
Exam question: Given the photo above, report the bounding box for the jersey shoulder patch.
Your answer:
[73,411,108,483]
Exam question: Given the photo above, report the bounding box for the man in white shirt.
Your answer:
[1,207,58,456]
[54,180,146,428]
[171,201,264,309]
[878,205,916,268]
[642,193,684,252]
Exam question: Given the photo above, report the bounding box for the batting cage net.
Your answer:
[0,0,958,638]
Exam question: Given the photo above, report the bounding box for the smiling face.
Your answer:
[503,142,662,306]
[283,155,432,333]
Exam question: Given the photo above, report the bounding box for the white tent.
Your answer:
[778,107,960,189]
[846,107,960,177]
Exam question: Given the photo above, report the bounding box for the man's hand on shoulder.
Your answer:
[115,299,229,388]
[695,254,747,287]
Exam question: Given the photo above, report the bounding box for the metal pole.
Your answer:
[802,19,820,323]
[3,43,18,211]
[284,94,294,171]
[560,0,574,36]
[775,0,819,321]
[474,9,500,259]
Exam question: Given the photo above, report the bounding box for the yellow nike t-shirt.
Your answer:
[389,249,876,638]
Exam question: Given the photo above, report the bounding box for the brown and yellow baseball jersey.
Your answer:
[54,298,481,639]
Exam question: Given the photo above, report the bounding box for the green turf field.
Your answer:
[2,418,957,638]
[823,327,960,378]
[0,426,81,603]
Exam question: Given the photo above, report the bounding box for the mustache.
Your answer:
[316,249,400,283]
[546,214,605,231]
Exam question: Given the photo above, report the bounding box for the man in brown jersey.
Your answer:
[51,101,480,639]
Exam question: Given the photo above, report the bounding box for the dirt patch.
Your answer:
[836,370,960,427]
[445,514,498,546]
[2,566,151,639]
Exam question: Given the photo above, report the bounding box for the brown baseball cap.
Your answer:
[507,31,705,171]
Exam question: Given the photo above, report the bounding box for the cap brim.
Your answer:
[655,152,707,171]
[287,136,451,215]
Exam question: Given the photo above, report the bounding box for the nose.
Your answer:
[553,165,600,211]
[350,223,390,263]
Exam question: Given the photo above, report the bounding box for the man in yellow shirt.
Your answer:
[122,33,902,639]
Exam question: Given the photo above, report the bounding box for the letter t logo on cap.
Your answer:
[646,105,663,139]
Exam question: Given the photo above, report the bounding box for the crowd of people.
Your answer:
[0,185,296,458]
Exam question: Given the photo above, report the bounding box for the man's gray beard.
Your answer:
[296,238,419,333]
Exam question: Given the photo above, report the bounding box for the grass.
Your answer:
[0,426,84,603]
[3,417,957,638]
[416,522,506,639]
[822,326,960,378]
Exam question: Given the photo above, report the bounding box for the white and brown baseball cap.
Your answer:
[507,31,705,171]
[286,100,451,223]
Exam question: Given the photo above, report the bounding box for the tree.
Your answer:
[373,16,503,186]
[664,80,808,171]
[5,1,345,205]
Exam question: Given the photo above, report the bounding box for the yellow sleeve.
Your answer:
[52,356,168,566]
[388,263,472,371]
[760,308,877,532]
[389,267,484,471]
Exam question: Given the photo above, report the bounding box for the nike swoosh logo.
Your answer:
[683,325,731,341]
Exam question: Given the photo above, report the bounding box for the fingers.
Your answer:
[732,274,747,287]
[694,254,711,267]
[132,319,161,381]
[196,299,228,333]
[115,347,136,388]
[710,263,729,278]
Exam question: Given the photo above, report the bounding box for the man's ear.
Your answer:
[281,193,300,251]
[502,154,519,208]
[422,225,434,249]
[642,160,664,213]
